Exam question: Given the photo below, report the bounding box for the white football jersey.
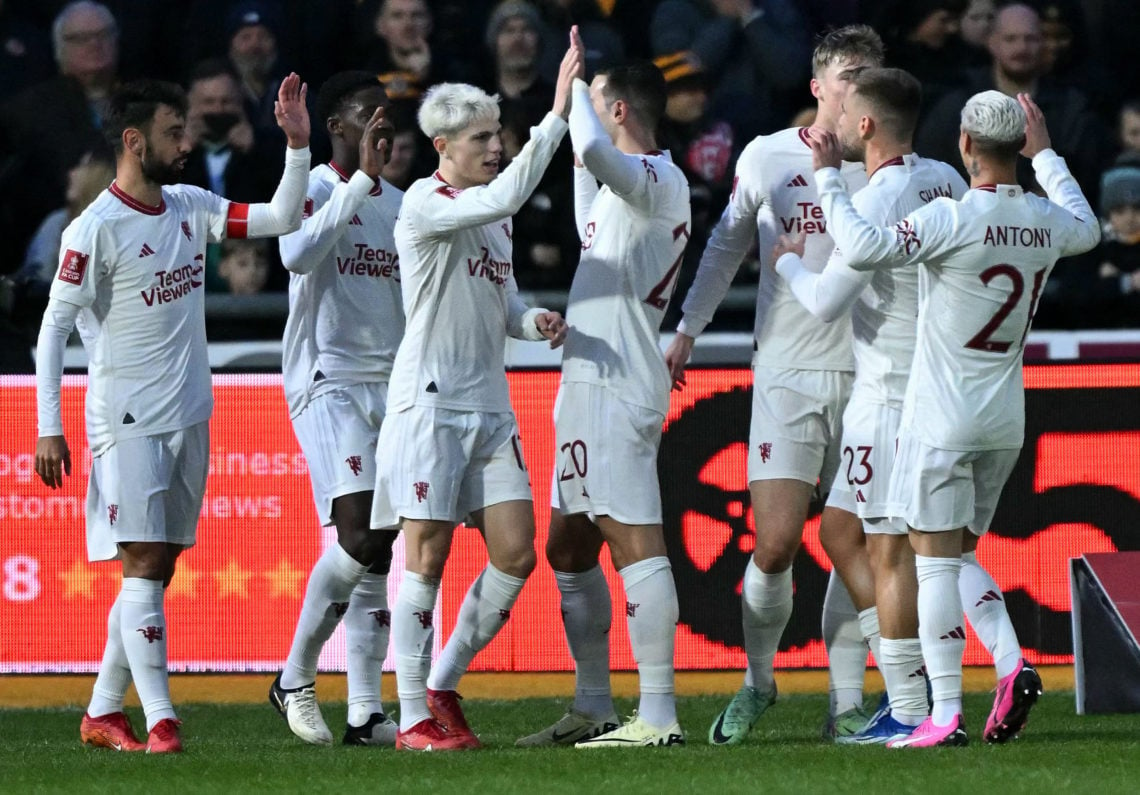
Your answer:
[387,113,568,414]
[279,163,405,418]
[562,143,690,415]
[679,127,867,370]
[780,154,967,403]
[50,183,232,455]
[817,149,1100,450]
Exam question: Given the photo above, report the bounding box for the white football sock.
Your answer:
[555,566,614,717]
[392,571,439,731]
[822,569,867,715]
[281,542,367,690]
[345,572,389,726]
[741,560,792,693]
[88,590,132,718]
[427,564,525,693]
[878,636,927,727]
[619,556,678,728]
[960,551,1022,680]
[858,606,882,667]
[119,577,174,731]
[915,554,965,726]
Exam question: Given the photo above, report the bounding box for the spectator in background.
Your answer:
[957,0,995,67]
[1036,0,1117,124]
[871,0,968,111]
[1118,100,1140,158]
[650,0,812,140]
[216,237,272,294]
[916,2,1114,204]
[226,0,286,138]
[1084,160,1140,327]
[0,0,54,102]
[485,1,554,123]
[0,0,118,273]
[380,102,427,191]
[356,0,464,96]
[182,58,285,292]
[535,0,626,79]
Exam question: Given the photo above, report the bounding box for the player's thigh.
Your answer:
[293,383,383,527]
[372,406,470,529]
[401,517,458,577]
[967,447,1020,537]
[889,434,977,533]
[457,412,533,521]
[747,367,849,487]
[552,383,663,526]
[748,478,814,569]
[546,509,604,573]
[595,517,667,571]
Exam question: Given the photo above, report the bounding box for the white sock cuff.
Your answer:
[402,571,440,608]
[914,554,962,581]
[744,560,792,603]
[353,572,388,599]
[617,556,671,589]
[857,606,880,640]
[554,565,606,592]
[328,542,370,579]
[120,577,163,601]
[961,551,978,565]
[879,636,923,661]
[483,563,527,602]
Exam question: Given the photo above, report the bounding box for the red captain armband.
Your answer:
[302,198,314,219]
[58,249,89,284]
[226,202,251,239]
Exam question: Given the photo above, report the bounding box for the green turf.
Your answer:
[1,693,1138,793]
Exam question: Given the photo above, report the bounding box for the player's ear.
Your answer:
[326,114,341,138]
[432,135,449,158]
[123,128,143,157]
[860,115,873,140]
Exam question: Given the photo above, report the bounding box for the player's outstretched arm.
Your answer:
[280,106,391,274]
[275,73,310,150]
[34,298,80,489]
[773,233,871,321]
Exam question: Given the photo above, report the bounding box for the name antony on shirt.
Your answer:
[336,243,399,279]
[983,225,1052,248]
[141,260,204,306]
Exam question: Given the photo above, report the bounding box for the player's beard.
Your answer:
[139,139,186,186]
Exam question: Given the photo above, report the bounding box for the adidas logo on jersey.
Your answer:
[785,174,808,188]
[138,243,155,258]
[349,214,363,225]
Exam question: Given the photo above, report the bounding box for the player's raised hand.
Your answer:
[807,126,842,172]
[553,26,585,120]
[275,73,310,149]
[772,233,805,263]
[34,435,71,490]
[359,105,392,179]
[664,332,694,391]
[1018,92,1052,159]
[536,311,568,348]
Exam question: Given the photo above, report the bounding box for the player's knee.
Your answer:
[495,545,536,580]
[754,545,796,573]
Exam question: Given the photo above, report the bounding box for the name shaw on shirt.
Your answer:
[467,246,511,286]
[983,225,1052,248]
[141,259,204,306]
[337,244,399,279]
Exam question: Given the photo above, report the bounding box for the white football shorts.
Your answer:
[370,406,532,529]
[550,382,665,526]
[292,381,387,526]
[827,394,907,534]
[747,366,852,489]
[889,432,1020,535]
[85,421,209,562]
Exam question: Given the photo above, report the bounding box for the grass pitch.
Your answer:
[2,691,1138,794]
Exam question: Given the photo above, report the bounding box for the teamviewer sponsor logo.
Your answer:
[141,256,204,306]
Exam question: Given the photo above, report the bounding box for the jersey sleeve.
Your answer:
[677,142,766,336]
[410,114,568,237]
[774,247,870,321]
[572,166,600,240]
[223,145,311,240]
[569,79,654,210]
[504,271,547,341]
[279,173,372,274]
[1031,149,1101,256]
[49,211,112,308]
[815,166,958,272]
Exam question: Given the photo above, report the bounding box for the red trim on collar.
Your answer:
[975,184,998,193]
[329,161,382,196]
[869,155,906,180]
[109,182,165,215]
[797,127,813,148]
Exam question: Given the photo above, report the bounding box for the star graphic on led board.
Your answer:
[213,558,253,599]
[264,558,306,598]
[58,559,98,599]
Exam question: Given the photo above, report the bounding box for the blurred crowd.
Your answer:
[2,0,1139,369]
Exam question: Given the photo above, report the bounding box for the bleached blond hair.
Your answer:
[961,90,1027,154]
[417,83,501,139]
